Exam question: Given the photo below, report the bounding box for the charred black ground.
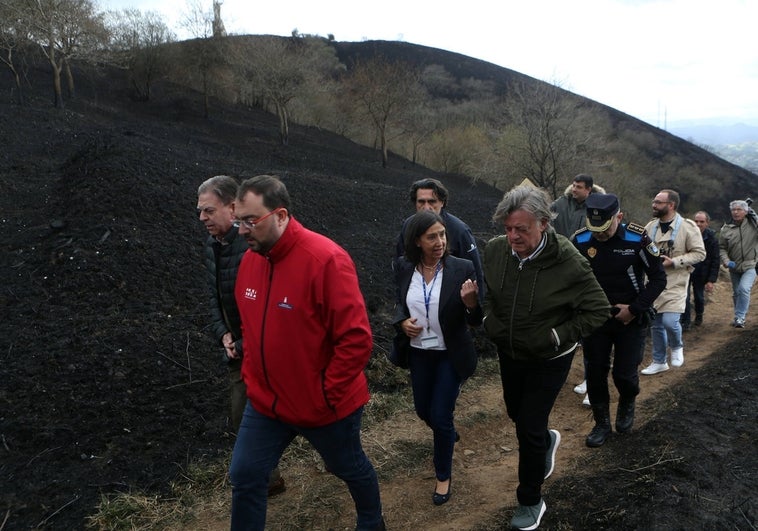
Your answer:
[1,66,756,530]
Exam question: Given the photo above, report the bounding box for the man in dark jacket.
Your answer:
[681,211,720,329]
[197,175,285,496]
[572,193,666,447]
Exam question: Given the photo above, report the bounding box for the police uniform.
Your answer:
[571,193,667,445]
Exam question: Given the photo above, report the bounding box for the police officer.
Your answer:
[572,194,667,447]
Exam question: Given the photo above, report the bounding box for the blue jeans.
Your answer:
[730,268,757,320]
[229,404,382,531]
[650,311,683,363]
[409,348,461,482]
[498,349,574,506]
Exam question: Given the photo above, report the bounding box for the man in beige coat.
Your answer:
[641,189,706,374]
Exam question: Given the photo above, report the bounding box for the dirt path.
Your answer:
[184,278,740,530]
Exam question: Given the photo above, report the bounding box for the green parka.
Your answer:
[483,229,610,361]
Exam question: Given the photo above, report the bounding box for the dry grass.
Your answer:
[87,359,504,530]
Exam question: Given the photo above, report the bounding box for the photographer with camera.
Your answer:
[572,194,667,447]
[719,199,758,328]
[642,190,706,375]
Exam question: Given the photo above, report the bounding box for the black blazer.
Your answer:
[393,255,483,380]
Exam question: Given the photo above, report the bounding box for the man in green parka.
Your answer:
[483,185,609,530]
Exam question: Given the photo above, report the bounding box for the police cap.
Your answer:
[585,193,620,232]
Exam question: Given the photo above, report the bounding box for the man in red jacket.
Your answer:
[229,175,384,531]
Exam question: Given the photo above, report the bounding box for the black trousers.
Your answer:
[499,349,574,506]
[583,318,647,405]
[682,275,706,325]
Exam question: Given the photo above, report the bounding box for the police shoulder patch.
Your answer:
[573,227,592,244]
[626,222,647,236]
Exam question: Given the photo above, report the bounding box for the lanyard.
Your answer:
[650,213,683,242]
[421,262,442,331]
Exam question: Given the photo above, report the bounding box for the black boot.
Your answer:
[615,399,636,433]
[586,403,612,447]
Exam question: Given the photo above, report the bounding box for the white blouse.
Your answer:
[406,268,447,351]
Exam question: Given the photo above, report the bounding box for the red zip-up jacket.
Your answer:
[235,217,372,428]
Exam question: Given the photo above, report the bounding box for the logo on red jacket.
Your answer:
[278,296,293,310]
[244,288,257,300]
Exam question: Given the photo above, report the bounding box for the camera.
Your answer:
[659,241,673,258]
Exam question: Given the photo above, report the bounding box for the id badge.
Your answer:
[421,334,440,348]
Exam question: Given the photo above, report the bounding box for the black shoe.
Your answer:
[586,423,611,447]
[615,399,635,433]
[694,314,703,326]
[681,322,691,331]
[586,403,612,447]
[432,480,452,506]
[454,431,460,443]
[267,475,286,497]
[369,517,387,531]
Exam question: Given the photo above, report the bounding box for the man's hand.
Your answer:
[613,304,635,325]
[222,331,239,359]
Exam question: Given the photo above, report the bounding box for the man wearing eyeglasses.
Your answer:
[230,175,385,531]
[196,175,286,496]
[642,189,705,375]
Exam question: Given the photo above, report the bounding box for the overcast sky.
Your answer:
[103,0,758,128]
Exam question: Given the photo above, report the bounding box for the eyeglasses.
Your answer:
[235,208,283,230]
[651,200,671,205]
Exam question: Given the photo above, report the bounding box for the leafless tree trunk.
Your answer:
[343,57,426,168]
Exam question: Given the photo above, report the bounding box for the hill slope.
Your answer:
[1,44,756,530]
[0,62,502,529]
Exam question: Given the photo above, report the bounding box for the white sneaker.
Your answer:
[671,347,684,367]
[641,362,670,375]
[573,380,587,394]
[582,393,590,406]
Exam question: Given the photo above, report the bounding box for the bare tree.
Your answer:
[0,0,31,104]
[500,79,584,197]
[233,35,342,146]
[180,0,228,118]
[20,0,107,107]
[343,57,425,167]
[107,9,174,101]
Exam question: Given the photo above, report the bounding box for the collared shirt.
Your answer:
[407,268,447,350]
[511,232,548,267]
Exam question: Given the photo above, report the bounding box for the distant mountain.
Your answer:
[669,123,758,146]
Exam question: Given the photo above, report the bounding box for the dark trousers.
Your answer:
[409,347,461,482]
[228,360,247,432]
[499,350,574,506]
[583,318,646,404]
[682,275,706,325]
[229,404,382,531]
